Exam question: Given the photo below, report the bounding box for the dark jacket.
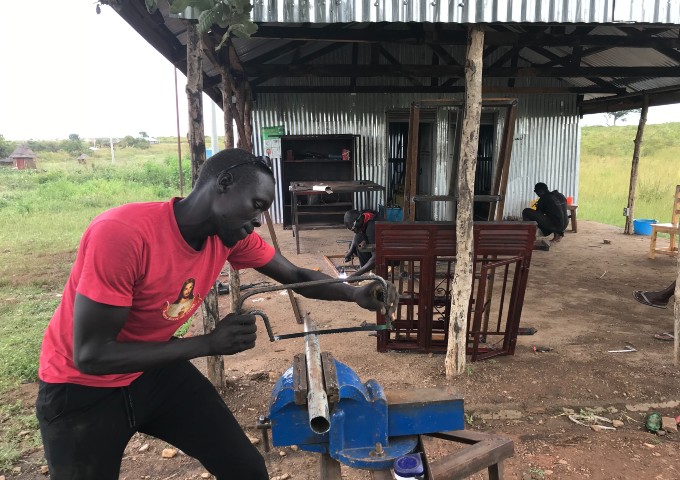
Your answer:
[536,190,569,232]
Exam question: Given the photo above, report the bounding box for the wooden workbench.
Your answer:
[289,180,385,254]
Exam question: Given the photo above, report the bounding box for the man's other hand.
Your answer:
[208,313,257,355]
[353,280,398,319]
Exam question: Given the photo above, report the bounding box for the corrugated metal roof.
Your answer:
[252,0,680,24]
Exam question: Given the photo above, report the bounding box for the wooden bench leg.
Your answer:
[649,228,657,259]
[488,461,505,480]
[571,210,577,233]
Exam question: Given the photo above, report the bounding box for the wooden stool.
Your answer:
[567,204,578,233]
[648,185,680,259]
[370,430,514,480]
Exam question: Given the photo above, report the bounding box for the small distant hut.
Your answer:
[77,153,89,165]
[9,145,37,170]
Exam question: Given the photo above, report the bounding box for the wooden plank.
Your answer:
[624,96,649,234]
[427,435,514,479]
[490,101,518,221]
[405,104,421,221]
[446,25,485,378]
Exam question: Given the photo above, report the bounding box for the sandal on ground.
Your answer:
[632,290,668,309]
[653,332,674,341]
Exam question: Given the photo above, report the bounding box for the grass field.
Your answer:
[0,142,190,468]
[579,123,680,227]
[0,124,678,469]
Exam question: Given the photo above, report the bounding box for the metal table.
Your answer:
[289,180,385,254]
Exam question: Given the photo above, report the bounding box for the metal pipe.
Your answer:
[234,275,389,313]
[303,313,331,434]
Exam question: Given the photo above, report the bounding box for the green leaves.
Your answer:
[170,0,217,13]
[143,1,258,47]
[145,0,159,14]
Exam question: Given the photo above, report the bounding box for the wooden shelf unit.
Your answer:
[280,134,357,229]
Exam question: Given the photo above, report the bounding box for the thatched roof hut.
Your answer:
[9,144,37,170]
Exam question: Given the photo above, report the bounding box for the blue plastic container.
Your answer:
[633,218,657,236]
[379,205,404,222]
[386,207,403,222]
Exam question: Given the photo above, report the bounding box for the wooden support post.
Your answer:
[445,25,485,378]
[623,96,648,234]
[187,23,223,388]
[201,286,224,389]
[186,23,207,184]
[491,103,518,221]
[404,104,421,221]
[220,65,234,149]
[217,38,304,325]
[675,239,679,366]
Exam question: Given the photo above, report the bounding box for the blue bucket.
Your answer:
[633,219,657,236]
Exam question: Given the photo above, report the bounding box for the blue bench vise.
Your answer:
[268,351,465,470]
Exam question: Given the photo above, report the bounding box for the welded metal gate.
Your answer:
[375,222,536,360]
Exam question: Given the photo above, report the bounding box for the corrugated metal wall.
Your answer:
[252,0,680,24]
[252,91,579,223]
[505,95,580,219]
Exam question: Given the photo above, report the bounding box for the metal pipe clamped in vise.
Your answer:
[234,275,392,342]
[302,314,330,434]
[235,275,391,435]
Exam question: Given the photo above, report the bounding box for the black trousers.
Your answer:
[522,208,563,237]
[36,362,267,480]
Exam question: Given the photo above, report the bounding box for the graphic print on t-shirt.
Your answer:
[162,277,202,320]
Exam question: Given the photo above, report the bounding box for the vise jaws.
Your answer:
[268,350,465,470]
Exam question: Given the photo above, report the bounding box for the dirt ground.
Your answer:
[6,220,680,480]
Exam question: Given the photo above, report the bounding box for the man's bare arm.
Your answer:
[72,294,257,375]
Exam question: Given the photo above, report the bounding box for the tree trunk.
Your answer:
[445,25,485,378]
[220,66,235,149]
[187,23,223,388]
[201,286,224,388]
[623,97,648,234]
[186,23,207,184]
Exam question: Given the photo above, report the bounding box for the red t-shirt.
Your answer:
[38,198,275,387]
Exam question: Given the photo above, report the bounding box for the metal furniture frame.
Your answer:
[289,180,385,254]
[375,221,536,359]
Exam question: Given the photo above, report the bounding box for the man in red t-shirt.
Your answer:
[36,148,397,480]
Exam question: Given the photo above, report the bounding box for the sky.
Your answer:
[0,0,225,142]
[0,1,677,141]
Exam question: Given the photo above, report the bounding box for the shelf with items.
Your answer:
[280,134,358,229]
